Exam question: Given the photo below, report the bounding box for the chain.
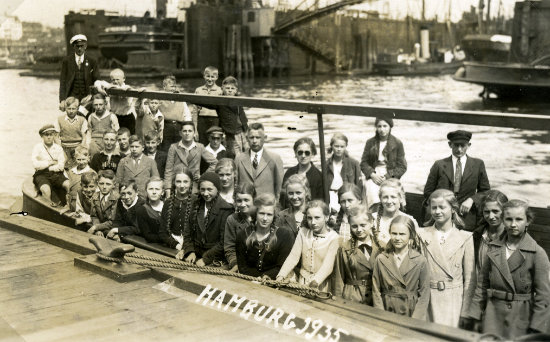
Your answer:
[95,252,332,299]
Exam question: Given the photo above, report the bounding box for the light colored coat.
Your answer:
[332,239,374,305]
[235,148,284,200]
[163,142,217,189]
[417,225,475,327]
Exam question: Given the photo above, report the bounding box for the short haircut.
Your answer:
[163,74,176,83]
[146,176,164,190]
[81,171,98,185]
[222,76,238,87]
[306,200,330,217]
[117,127,131,137]
[503,199,535,224]
[93,93,106,101]
[120,179,138,192]
[98,169,115,181]
[248,123,264,131]
[128,135,143,146]
[283,174,311,202]
[181,121,195,129]
[203,66,218,74]
[293,137,317,156]
[103,129,117,137]
[110,68,125,78]
[144,130,160,142]
[215,158,236,174]
[65,97,79,107]
[235,183,255,198]
[74,145,89,157]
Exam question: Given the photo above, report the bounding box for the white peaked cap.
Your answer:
[70,34,87,44]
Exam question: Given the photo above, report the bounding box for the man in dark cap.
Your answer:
[423,130,491,230]
[59,34,99,112]
[200,125,235,174]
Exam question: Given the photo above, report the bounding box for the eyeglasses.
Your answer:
[297,150,311,156]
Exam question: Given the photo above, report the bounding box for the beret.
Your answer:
[447,130,472,142]
[206,126,224,136]
[199,172,221,191]
[70,34,87,45]
[39,124,56,135]
[375,116,394,128]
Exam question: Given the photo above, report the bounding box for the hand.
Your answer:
[107,228,118,239]
[371,173,385,186]
[230,264,239,273]
[309,280,319,288]
[275,276,286,283]
[49,160,58,166]
[175,250,185,260]
[59,100,66,111]
[185,252,197,263]
[87,226,96,234]
[112,234,121,242]
[193,174,200,182]
[95,84,107,96]
[94,231,105,237]
[195,258,205,267]
[80,95,92,107]
[459,198,474,216]
[472,319,482,333]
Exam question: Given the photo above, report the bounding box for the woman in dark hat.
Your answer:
[360,116,407,210]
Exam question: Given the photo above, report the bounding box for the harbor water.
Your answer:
[0,69,548,210]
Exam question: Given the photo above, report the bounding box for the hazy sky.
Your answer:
[4,0,517,28]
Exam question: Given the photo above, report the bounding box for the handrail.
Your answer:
[107,88,550,131]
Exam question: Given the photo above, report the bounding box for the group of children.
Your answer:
[32,64,549,339]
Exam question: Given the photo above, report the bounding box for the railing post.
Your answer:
[316,112,330,204]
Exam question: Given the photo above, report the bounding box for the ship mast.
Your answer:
[478,0,485,34]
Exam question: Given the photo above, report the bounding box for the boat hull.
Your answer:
[374,61,462,76]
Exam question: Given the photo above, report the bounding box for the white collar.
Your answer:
[75,53,84,64]
[150,201,164,212]
[206,144,226,156]
[122,196,139,210]
[178,140,196,151]
[452,154,467,166]
[92,109,111,120]
[250,148,263,162]
[70,165,91,175]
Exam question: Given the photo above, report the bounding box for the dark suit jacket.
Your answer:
[280,163,323,208]
[59,53,99,102]
[360,134,407,179]
[327,155,362,190]
[153,150,168,179]
[235,148,284,200]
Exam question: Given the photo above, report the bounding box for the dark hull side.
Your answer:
[374,61,462,76]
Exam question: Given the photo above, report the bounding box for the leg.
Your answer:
[39,184,52,203]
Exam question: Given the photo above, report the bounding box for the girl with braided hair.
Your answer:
[136,177,164,243]
[277,174,309,238]
[332,206,375,304]
[333,182,363,244]
[215,158,237,206]
[183,172,234,266]
[158,165,195,253]
[235,193,295,279]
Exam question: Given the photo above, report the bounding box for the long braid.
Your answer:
[372,204,383,250]
[334,208,345,233]
[165,191,175,237]
[183,179,193,236]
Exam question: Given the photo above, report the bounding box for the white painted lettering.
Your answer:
[317,324,332,341]
[305,319,323,339]
[254,305,273,322]
[296,317,311,335]
[265,308,285,328]
[283,313,297,330]
[224,293,247,312]
[196,284,217,305]
[210,290,226,309]
[329,328,350,342]
[240,299,259,320]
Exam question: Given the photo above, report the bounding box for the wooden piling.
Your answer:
[235,24,242,78]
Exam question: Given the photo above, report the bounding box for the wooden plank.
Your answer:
[107,88,550,130]
[74,254,151,282]
[0,317,25,342]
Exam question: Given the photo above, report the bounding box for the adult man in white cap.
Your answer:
[59,34,99,112]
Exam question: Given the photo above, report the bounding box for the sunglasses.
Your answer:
[297,150,311,156]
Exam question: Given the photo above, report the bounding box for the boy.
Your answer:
[144,131,167,178]
[32,124,70,206]
[193,66,223,145]
[92,180,144,241]
[234,123,284,200]
[87,170,119,236]
[158,75,194,152]
[423,130,491,230]
[136,98,164,141]
[116,135,159,199]
[65,146,93,197]
[68,171,98,230]
[94,68,137,134]
[200,126,234,174]
[88,93,119,157]
[54,96,88,168]
[90,129,122,173]
[117,127,131,158]
[163,121,218,198]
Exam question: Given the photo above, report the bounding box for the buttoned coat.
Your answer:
[468,233,550,338]
[115,155,159,198]
[417,226,476,327]
[90,192,119,226]
[163,142,217,189]
[360,134,407,179]
[276,208,304,237]
[327,155,362,190]
[332,239,374,305]
[372,249,431,320]
[235,149,284,199]
[59,53,99,102]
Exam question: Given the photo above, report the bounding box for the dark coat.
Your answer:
[203,103,248,135]
[96,197,145,236]
[372,249,431,320]
[200,149,234,175]
[326,155,362,191]
[235,226,295,279]
[90,152,122,174]
[276,208,304,237]
[153,150,168,179]
[468,233,550,338]
[158,194,196,248]
[224,213,251,268]
[360,134,407,179]
[332,239,374,305]
[90,192,119,226]
[59,53,99,102]
[136,203,162,243]
[280,163,323,209]
[183,196,234,265]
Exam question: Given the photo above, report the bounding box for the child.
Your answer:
[32,124,70,207]
[68,171,98,230]
[136,98,164,141]
[158,75,194,152]
[361,117,407,209]
[117,127,131,158]
[276,200,340,292]
[327,133,362,212]
[215,158,236,205]
[200,126,234,174]
[90,129,122,173]
[144,131,167,179]
[224,183,255,272]
[182,172,234,266]
[372,215,430,319]
[372,179,418,251]
[193,66,223,145]
[116,135,159,199]
[163,121,218,197]
[65,146,93,197]
[54,96,88,168]
[277,174,310,237]
[136,177,164,243]
[417,189,475,328]
[468,200,550,339]
[87,94,119,157]
[333,206,376,305]
[93,180,145,241]
[332,182,363,243]
[236,193,295,279]
[88,170,119,236]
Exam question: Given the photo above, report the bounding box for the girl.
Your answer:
[417,189,475,328]
[332,182,363,243]
[372,215,430,319]
[360,117,407,209]
[159,165,195,251]
[183,172,234,266]
[327,133,362,212]
[277,200,339,292]
[280,137,323,209]
[136,177,164,243]
[468,200,550,339]
[224,183,256,272]
[277,174,310,237]
[215,158,236,206]
[372,179,418,251]
[236,193,295,279]
[472,190,508,274]
[332,206,375,305]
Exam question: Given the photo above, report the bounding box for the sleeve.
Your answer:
[201,148,218,174]
[224,216,238,269]
[460,235,476,317]
[467,247,491,320]
[150,159,159,178]
[331,248,347,298]
[411,258,431,320]
[163,145,176,189]
[202,208,233,265]
[53,117,61,133]
[353,159,362,188]
[423,162,439,201]
[389,139,407,179]
[277,230,304,279]
[59,58,68,102]
[529,246,550,333]
[32,145,50,170]
[477,160,491,193]
[49,146,66,172]
[360,140,374,179]
[137,206,161,243]
[91,59,99,84]
[236,230,260,277]
[158,200,176,247]
[95,204,120,231]
[182,205,197,256]
[371,256,385,310]
[263,228,296,280]
[110,114,120,131]
[312,236,340,285]
[115,207,140,236]
[273,154,285,201]
[115,158,125,185]
[81,119,88,139]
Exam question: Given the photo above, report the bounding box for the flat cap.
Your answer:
[39,124,56,135]
[70,34,87,45]
[206,126,224,136]
[447,130,472,142]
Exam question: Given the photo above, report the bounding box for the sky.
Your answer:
[3,0,517,28]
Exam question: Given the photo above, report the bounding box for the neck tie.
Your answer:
[454,158,462,194]
[252,153,258,169]
[101,196,107,210]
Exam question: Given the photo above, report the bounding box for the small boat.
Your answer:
[461,34,511,63]
[374,60,462,76]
